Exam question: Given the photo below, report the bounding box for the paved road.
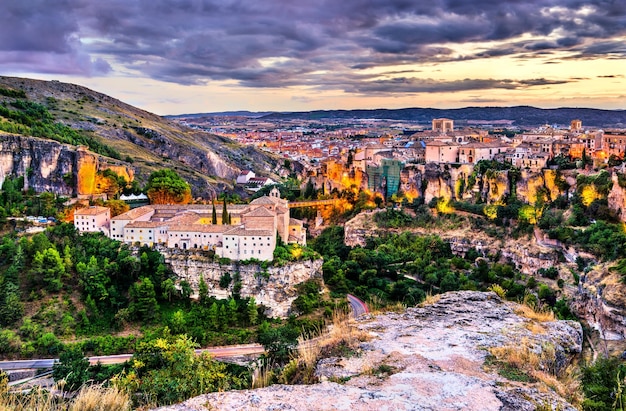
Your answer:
[347,294,369,317]
[0,343,265,371]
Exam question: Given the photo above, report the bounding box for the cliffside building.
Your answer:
[78,188,305,262]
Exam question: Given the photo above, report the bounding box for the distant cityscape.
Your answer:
[177,115,626,199]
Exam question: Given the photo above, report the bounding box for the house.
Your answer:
[110,206,155,240]
[236,170,255,185]
[74,206,111,235]
[425,140,459,163]
[245,177,276,192]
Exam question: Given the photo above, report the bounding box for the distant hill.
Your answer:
[167,111,276,119]
[260,106,626,128]
[0,76,285,198]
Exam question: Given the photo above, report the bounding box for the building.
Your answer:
[74,206,111,235]
[236,170,255,184]
[425,140,459,163]
[432,118,454,133]
[102,188,304,261]
[570,119,582,132]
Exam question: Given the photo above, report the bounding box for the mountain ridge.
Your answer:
[171,106,626,128]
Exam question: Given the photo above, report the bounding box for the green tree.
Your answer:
[76,256,109,303]
[227,298,238,326]
[146,169,191,204]
[52,346,90,391]
[212,201,217,224]
[221,200,229,225]
[130,277,159,322]
[198,276,209,305]
[0,282,23,326]
[258,321,300,364]
[161,278,177,302]
[115,335,245,407]
[30,247,66,292]
[247,297,258,326]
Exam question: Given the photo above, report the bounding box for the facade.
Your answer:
[236,170,255,184]
[432,118,454,133]
[88,188,304,261]
[425,140,459,163]
[74,206,111,235]
[570,119,582,132]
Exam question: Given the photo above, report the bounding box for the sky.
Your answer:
[2,0,625,115]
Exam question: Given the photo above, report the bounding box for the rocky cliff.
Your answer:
[572,263,626,343]
[156,291,582,411]
[0,133,133,197]
[344,210,560,275]
[162,249,323,318]
[396,163,576,207]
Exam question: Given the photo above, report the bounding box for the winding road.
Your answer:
[347,293,369,317]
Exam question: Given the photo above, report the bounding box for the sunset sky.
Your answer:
[2,0,625,115]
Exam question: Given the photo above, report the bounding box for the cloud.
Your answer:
[340,77,576,94]
[0,0,624,89]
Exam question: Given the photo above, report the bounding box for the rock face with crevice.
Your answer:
[156,291,582,411]
[163,250,323,318]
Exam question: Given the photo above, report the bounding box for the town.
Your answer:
[72,115,626,262]
[181,115,626,199]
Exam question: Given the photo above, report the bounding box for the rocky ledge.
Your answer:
[156,291,582,411]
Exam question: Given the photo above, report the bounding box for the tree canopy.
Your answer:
[146,169,192,204]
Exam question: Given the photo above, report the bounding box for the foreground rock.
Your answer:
[156,291,582,411]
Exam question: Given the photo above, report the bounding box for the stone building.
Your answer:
[83,187,305,261]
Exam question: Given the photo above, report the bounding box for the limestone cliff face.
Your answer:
[0,133,134,197]
[162,249,323,318]
[156,292,582,411]
[608,172,626,222]
[572,265,626,341]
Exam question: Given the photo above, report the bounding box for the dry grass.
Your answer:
[279,308,372,385]
[419,293,441,307]
[514,304,556,322]
[525,322,547,334]
[0,384,130,411]
[489,341,583,407]
[251,363,275,389]
[69,385,131,411]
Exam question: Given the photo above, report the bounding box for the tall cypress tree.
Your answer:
[212,200,217,224]
[222,200,229,225]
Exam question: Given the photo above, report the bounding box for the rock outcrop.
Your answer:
[0,133,132,197]
[572,264,626,342]
[156,291,582,411]
[344,210,560,275]
[163,249,323,318]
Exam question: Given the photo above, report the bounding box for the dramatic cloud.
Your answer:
[1,0,624,108]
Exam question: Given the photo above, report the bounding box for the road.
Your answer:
[0,343,265,371]
[347,294,369,317]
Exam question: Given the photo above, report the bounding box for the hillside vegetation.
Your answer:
[0,76,285,197]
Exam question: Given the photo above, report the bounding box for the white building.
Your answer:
[74,206,110,235]
[103,188,305,262]
[236,170,255,184]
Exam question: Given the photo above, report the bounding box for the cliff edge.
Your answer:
[156,291,582,411]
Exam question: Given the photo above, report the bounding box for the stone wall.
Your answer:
[162,248,323,318]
